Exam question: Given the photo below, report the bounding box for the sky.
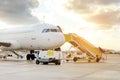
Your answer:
[0,0,120,50]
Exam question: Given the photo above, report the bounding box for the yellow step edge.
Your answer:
[64,34,71,42]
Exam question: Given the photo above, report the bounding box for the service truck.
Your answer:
[35,50,62,65]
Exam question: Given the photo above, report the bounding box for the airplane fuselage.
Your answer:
[0,23,65,50]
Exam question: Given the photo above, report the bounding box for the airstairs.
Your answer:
[64,33,103,62]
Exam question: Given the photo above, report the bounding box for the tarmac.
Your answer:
[0,54,120,80]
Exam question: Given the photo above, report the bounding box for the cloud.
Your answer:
[0,0,39,25]
[86,9,120,29]
[66,0,120,29]
[66,0,120,13]
[93,0,120,5]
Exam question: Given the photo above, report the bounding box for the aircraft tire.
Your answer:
[30,54,36,60]
[26,54,30,60]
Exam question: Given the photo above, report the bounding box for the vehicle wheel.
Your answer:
[66,59,69,62]
[36,60,40,65]
[26,54,30,60]
[73,57,78,62]
[55,60,61,65]
[55,62,58,65]
[96,58,100,62]
[57,60,61,65]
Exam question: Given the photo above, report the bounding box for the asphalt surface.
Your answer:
[0,54,120,80]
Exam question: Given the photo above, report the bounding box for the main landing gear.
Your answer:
[26,50,36,60]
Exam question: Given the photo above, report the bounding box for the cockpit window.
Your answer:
[51,29,57,32]
[57,26,62,32]
[42,28,62,33]
[46,29,50,32]
[42,29,50,33]
[42,29,46,33]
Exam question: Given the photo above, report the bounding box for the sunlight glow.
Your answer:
[9,0,120,50]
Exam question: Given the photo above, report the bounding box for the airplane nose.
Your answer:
[54,34,65,46]
[48,33,65,49]
[39,33,65,49]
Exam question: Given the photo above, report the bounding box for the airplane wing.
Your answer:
[0,42,11,47]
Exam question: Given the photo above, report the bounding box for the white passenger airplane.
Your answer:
[0,23,65,60]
